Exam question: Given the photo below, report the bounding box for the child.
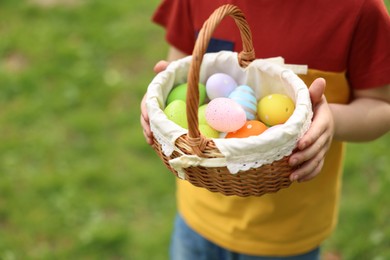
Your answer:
[141,0,390,259]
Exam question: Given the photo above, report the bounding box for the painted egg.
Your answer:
[228,85,257,120]
[164,100,187,129]
[198,104,208,125]
[226,120,268,138]
[205,73,237,100]
[166,82,207,106]
[257,94,295,126]
[199,124,220,138]
[205,97,246,132]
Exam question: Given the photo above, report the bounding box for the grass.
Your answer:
[0,0,389,259]
[323,139,390,260]
[0,0,174,259]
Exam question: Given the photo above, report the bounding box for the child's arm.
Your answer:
[330,85,390,141]
[290,83,390,182]
[141,45,390,184]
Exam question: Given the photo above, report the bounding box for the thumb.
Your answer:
[153,60,170,74]
[308,78,326,106]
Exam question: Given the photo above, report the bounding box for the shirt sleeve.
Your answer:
[152,0,195,55]
[347,0,390,89]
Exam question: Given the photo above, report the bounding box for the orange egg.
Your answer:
[226,120,268,138]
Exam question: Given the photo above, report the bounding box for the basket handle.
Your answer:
[186,4,256,156]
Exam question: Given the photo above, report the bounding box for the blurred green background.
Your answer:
[0,0,389,259]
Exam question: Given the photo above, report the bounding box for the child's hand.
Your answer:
[289,78,334,182]
[140,60,170,145]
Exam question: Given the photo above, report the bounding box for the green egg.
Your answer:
[199,124,220,138]
[166,83,207,106]
[198,104,208,125]
[164,100,188,129]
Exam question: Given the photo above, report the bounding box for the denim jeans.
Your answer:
[170,214,320,260]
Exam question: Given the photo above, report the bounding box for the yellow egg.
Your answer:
[257,94,295,126]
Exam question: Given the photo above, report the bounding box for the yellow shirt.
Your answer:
[176,69,350,256]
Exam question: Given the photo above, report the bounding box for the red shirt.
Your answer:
[153,0,390,90]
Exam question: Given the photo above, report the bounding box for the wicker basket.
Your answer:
[146,4,312,197]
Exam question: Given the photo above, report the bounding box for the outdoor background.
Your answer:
[0,0,389,259]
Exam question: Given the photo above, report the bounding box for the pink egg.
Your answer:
[206,73,237,100]
[205,97,247,132]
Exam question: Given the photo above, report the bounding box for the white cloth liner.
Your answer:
[146,51,313,177]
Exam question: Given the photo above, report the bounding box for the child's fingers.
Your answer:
[289,148,326,182]
[153,60,170,74]
[140,94,154,145]
[308,78,326,107]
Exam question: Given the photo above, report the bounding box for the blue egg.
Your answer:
[228,85,258,120]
